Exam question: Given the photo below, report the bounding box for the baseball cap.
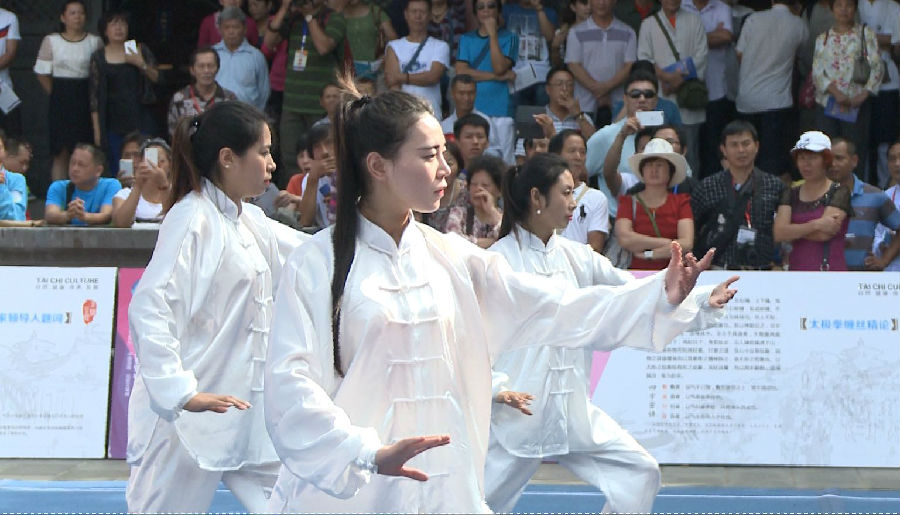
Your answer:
[791,131,831,154]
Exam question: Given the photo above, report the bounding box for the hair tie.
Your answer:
[189,116,201,140]
[351,95,372,110]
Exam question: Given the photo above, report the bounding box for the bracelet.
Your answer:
[644,249,654,260]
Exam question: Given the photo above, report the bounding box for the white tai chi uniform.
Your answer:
[127,179,308,513]
[484,227,723,513]
[263,213,725,513]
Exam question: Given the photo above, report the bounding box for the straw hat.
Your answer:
[628,138,687,187]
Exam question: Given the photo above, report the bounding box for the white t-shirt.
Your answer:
[0,9,20,86]
[114,188,164,222]
[387,37,450,116]
[858,0,900,91]
[34,32,103,79]
[560,183,610,245]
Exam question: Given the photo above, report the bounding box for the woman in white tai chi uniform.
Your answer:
[484,152,739,513]
[264,83,737,513]
[126,101,306,512]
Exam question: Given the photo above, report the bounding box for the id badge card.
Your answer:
[292,49,309,71]
[736,225,757,245]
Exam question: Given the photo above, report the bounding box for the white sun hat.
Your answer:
[628,138,688,187]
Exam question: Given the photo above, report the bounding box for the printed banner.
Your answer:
[107,268,144,459]
[0,267,117,458]
[592,271,900,467]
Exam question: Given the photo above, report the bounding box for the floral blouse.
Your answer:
[812,23,883,107]
[446,201,501,243]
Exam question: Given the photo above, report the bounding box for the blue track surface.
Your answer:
[1,480,897,513]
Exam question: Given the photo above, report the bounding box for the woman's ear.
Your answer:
[529,186,544,212]
[218,147,235,172]
[366,151,389,182]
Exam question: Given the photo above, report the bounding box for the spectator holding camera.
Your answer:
[111,138,171,227]
[89,10,159,176]
[297,121,337,228]
[45,143,121,226]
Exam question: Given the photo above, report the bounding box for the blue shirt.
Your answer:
[610,97,683,126]
[46,178,121,226]
[0,169,27,221]
[457,29,519,117]
[213,39,271,111]
[845,176,900,270]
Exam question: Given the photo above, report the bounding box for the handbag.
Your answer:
[653,14,709,110]
[851,24,871,85]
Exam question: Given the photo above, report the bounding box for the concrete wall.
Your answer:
[0,226,157,266]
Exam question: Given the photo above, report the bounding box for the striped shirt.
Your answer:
[845,177,900,270]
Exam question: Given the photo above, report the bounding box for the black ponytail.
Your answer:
[329,76,433,377]
[499,153,570,239]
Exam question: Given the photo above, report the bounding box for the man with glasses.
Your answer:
[586,70,659,216]
[456,0,518,163]
[566,0,637,127]
[533,66,596,138]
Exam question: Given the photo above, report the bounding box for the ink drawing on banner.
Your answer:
[824,96,859,123]
[663,57,698,80]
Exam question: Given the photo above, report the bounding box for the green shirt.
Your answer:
[330,4,390,62]
[282,9,344,115]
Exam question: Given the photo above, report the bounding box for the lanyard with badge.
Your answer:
[189,85,214,115]
[734,173,757,246]
[292,17,311,72]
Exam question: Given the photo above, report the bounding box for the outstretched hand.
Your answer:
[495,390,535,415]
[183,392,251,413]
[375,435,451,481]
[664,241,714,305]
[708,275,740,308]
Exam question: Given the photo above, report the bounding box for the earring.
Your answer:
[536,209,542,215]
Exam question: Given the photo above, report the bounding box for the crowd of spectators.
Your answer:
[0,0,898,271]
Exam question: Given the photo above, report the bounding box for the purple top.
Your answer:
[782,183,851,271]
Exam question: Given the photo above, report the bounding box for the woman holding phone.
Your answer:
[89,10,159,176]
[111,138,172,226]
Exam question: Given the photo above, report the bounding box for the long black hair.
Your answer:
[330,80,433,377]
[499,153,570,239]
[168,101,267,210]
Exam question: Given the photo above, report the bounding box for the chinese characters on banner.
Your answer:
[0,267,117,458]
[592,271,900,467]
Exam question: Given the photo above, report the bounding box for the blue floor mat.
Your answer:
[1,480,897,513]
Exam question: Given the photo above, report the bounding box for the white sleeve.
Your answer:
[265,241,383,499]
[128,203,219,420]
[436,40,450,68]
[451,235,727,358]
[9,13,20,40]
[33,35,53,74]
[587,192,610,234]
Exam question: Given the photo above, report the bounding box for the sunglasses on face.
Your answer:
[476,2,497,10]
[627,89,656,99]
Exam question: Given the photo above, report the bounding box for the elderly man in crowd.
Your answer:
[213,6,269,111]
[167,47,237,138]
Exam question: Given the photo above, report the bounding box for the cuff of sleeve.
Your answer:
[34,61,53,75]
[354,430,382,475]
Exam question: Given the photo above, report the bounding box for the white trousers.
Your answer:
[483,418,660,514]
[126,422,280,513]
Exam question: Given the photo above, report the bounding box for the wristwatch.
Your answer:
[643,250,654,260]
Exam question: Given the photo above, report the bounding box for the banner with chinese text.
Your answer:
[592,271,900,467]
[0,267,117,458]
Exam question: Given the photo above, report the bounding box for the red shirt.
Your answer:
[617,192,693,270]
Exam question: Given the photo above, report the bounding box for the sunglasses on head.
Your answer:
[476,2,497,9]
[627,89,656,99]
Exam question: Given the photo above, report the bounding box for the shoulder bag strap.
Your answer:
[819,182,841,271]
[634,194,663,237]
[402,37,429,74]
[471,36,492,69]
[653,13,680,62]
